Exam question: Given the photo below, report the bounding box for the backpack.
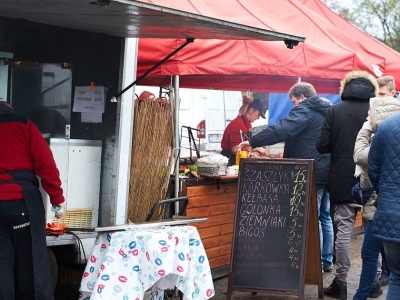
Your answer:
[351,182,374,205]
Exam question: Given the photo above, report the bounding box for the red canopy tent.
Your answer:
[300,0,400,89]
[136,0,400,93]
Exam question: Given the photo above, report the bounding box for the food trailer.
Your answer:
[0,0,305,289]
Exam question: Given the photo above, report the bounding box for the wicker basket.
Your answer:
[197,162,227,176]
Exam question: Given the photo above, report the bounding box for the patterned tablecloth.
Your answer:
[79,225,215,300]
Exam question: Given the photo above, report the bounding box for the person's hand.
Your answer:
[52,202,66,219]
[242,96,253,104]
[253,147,267,156]
[238,141,251,152]
[370,133,375,141]
[362,121,372,131]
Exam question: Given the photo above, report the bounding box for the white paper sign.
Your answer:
[81,112,103,123]
[73,86,105,113]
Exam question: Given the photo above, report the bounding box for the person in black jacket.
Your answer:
[238,82,334,273]
[317,70,378,300]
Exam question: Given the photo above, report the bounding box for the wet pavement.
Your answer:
[54,233,387,300]
[212,233,388,300]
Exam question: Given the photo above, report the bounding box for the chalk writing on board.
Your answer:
[238,167,291,238]
[287,165,307,269]
[228,159,317,299]
[230,159,312,293]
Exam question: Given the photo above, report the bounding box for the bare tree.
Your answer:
[323,0,400,51]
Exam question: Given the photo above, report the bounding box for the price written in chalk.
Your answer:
[287,168,307,269]
[229,159,315,295]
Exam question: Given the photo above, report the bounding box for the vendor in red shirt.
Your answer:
[220,98,265,165]
[0,101,65,300]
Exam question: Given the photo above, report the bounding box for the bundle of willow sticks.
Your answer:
[128,95,175,223]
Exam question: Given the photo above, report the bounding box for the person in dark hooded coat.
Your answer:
[317,70,378,300]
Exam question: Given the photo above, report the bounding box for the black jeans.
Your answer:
[0,200,35,300]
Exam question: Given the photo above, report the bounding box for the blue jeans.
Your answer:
[317,184,334,267]
[383,241,400,300]
[353,221,382,300]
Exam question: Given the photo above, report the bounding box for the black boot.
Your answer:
[380,270,389,286]
[369,281,383,298]
[324,278,347,300]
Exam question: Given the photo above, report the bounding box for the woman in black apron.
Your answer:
[0,102,65,300]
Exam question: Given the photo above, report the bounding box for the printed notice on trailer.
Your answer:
[73,86,105,114]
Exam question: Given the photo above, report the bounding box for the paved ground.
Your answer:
[212,233,388,300]
[54,233,387,299]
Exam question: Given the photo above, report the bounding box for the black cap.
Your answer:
[248,99,266,119]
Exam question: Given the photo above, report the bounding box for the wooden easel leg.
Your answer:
[226,288,233,300]
[305,175,324,298]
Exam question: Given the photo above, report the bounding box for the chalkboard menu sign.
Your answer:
[227,159,314,299]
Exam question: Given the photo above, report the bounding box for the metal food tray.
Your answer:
[94,217,208,232]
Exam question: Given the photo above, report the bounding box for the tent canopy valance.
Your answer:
[136,0,400,93]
